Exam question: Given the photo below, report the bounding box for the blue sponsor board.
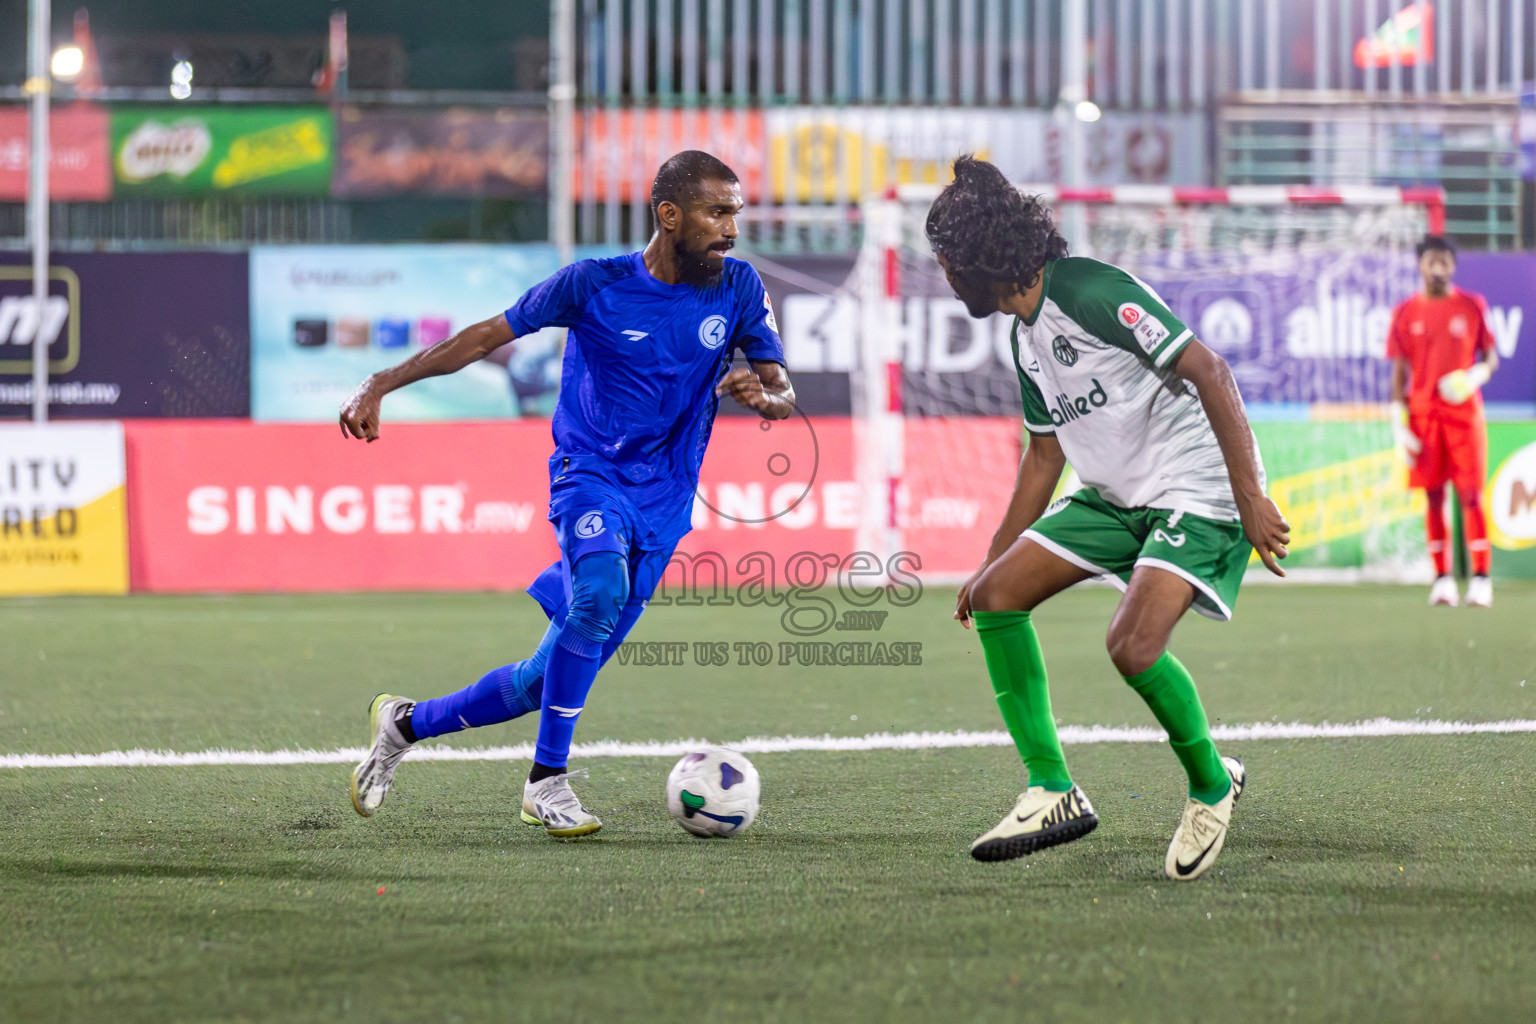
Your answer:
[250,245,604,422]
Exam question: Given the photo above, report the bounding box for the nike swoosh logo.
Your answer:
[1175,837,1219,876]
[1017,792,1074,825]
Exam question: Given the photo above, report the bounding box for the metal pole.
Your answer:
[550,0,576,264]
[1265,0,1279,93]
[1314,0,1327,91]
[1062,0,1088,249]
[29,0,51,424]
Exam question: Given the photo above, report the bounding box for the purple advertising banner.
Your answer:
[332,106,547,199]
[1138,251,1535,412]
[769,250,1536,417]
[1454,252,1536,409]
[0,252,250,419]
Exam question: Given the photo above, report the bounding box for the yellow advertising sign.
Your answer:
[213,119,330,189]
[0,422,127,595]
[1262,448,1423,557]
[766,109,989,204]
[1487,439,1536,551]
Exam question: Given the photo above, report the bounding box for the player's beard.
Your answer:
[675,239,730,287]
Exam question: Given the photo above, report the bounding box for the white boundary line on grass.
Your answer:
[3,717,1535,769]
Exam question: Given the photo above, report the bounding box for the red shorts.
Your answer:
[1409,411,1487,495]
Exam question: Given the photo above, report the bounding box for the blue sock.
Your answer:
[411,623,559,740]
[601,598,648,664]
[533,630,604,767]
[533,552,628,768]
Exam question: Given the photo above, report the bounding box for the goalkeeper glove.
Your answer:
[1391,401,1420,467]
[1436,362,1492,405]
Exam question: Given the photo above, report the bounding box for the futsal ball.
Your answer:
[665,746,760,837]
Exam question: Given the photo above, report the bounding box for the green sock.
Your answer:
[1122,652,1231,805]
[972,610,1072,792]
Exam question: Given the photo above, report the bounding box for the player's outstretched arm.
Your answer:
[339,314,516,442]
[955,433,1066,627]
[716,360,796,420]
[1172,340,1291,576]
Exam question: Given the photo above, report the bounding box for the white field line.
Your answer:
[3,718,1535,770]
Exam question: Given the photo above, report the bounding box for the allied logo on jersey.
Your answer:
[1118,302,1170,353]
[698,314,729,350]
[1048,378,1109,426]
[574,511,605,539]
[762,293,779,334]
[1051,335,1079,366]
[1153,528,1187,547]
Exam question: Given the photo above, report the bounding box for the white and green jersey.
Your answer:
[1011,256,1261,521]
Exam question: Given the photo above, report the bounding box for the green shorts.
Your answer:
[1023,488,1252,621]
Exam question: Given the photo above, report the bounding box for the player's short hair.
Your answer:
[925,154,1068,294]
[1416,234,1457,259]
[650,150,739,219]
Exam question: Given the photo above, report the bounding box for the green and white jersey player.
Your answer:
[928,157,1291,880]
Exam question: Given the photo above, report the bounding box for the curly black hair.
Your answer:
[925,154,1068,293]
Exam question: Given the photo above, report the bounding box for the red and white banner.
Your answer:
[0,104,112,202]
[125,421,560,592]
[686,416,1017,581]
[123,418,1018,593]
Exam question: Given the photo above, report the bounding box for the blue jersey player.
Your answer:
[341,152,794,837]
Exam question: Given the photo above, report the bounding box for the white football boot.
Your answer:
[1465,575,1493,608]
[1429,575,1460,607]
[523,770,603,837]
[1165,757,1246,881]
[970,784,1098,862]
[350,693,415,817]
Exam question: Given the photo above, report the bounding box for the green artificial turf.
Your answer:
[2,584,1534,1023]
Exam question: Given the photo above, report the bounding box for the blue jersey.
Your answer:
[503,251,785,548]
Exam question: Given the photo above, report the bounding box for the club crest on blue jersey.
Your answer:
[574,511,605,538]
[698,314,729,350]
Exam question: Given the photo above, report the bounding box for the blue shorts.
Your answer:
[529,475,678,621]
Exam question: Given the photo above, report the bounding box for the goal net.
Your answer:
[855,183,1444,583]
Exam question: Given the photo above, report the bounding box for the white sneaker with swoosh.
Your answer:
[970,784,1098,862]
[1165,757,1246,881]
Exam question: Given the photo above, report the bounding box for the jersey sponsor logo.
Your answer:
[1450,315,1467,337]
[762,293,779,334]
[1048,378,1109,426]
[1152,528,1187,547]
[621,329,649,341]
[698,314,729,350]
[574,510,605,538]
[1118,301,1169,352]
[1051,335,1079,366]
